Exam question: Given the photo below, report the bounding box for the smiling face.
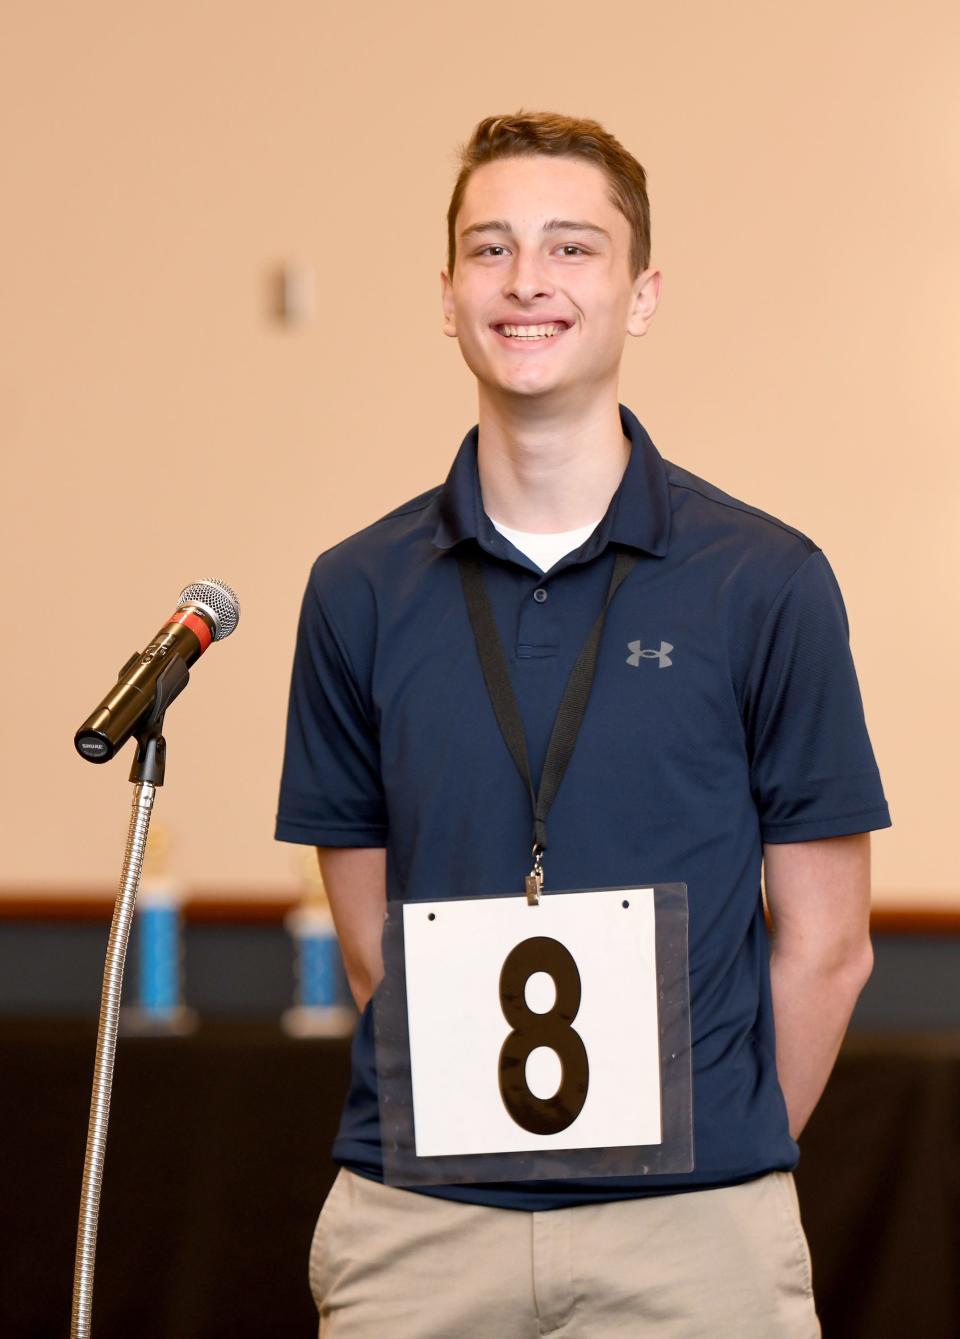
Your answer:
[441,155,661,409]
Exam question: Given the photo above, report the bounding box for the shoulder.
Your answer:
[299,483,442,631]
[662,457,821,595]
[664,458,819,557]
[308,484,440,584]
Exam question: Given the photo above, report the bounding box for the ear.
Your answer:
[626,266,662,338]
[440,267,457,338]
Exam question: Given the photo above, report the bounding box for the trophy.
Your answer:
[119,823,197,1035]
[281,850,356,1037]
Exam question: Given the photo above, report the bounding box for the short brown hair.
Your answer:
[446,110,651,281]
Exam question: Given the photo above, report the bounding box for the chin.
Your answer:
[482,367,564,394]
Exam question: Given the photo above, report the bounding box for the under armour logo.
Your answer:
[626,639,673,668]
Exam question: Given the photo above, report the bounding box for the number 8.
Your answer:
[498,936,589,1135]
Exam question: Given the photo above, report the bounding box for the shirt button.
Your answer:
[533,587,548,603]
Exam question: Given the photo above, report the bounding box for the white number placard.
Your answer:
[402,888,662,1157]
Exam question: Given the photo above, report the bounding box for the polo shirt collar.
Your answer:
[432,402,672,561]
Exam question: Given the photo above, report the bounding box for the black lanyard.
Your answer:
[456,545,639,900]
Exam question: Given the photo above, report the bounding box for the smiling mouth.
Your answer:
[492,321,571,344]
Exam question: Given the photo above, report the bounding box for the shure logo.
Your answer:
[626,639,673,669]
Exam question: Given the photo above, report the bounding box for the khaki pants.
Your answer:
[308,1167,820,1338]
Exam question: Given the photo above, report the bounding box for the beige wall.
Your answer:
[1,2,957,904]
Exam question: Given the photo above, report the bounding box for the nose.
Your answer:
[503,249,554,305]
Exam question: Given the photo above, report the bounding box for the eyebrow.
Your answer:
[460,218,612,242]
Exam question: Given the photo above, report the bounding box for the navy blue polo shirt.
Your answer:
[275,402,891,1210]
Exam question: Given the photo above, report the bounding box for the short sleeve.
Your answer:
[274,561,387,847]
[742,549,891,843]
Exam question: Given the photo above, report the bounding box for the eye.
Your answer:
[474,244,590,258]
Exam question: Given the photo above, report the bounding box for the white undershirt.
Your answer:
[490,516,603,573]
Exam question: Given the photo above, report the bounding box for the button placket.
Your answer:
[517,581,560,657]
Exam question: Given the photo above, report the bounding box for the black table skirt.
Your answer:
[1,1021,957,1338]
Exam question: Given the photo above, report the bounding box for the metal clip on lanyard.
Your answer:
[457,546,639,906]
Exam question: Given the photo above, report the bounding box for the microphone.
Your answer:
[74,579,240,764]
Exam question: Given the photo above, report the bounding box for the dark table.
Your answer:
[1,1021,957,1338]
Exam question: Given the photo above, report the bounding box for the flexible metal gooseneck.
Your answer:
[71,779,156,1339]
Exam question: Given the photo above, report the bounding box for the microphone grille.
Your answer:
[176,579,241,641]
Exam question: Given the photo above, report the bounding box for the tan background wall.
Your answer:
[1,2,956,904]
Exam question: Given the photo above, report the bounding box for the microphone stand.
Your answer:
[70,657,187,1339]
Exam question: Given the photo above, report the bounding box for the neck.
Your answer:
[475,389,631,533]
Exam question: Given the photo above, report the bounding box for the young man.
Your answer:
[276,111,891,1337]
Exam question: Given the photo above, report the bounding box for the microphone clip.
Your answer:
[128,655,190,786]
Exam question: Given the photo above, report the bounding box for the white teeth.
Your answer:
[497,323,566,338]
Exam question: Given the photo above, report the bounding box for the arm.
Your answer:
[764,832,874,1139]
[316,846,387,1012]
